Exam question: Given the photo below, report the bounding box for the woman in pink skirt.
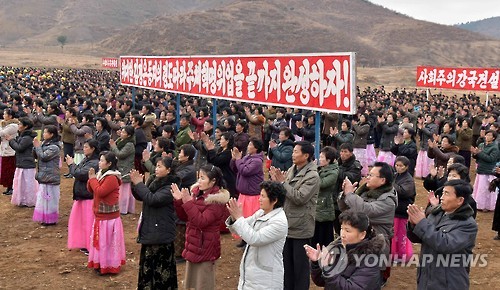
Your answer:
[66,139,100,253]
[376,113,399,167]
[7,117,38,207]
[472,130,499,212]
[87,151,126,274]
[32,125,61,225]
[352,113,370,176]
[392,156,415,262]
[415,114,438,178]
[229,138,264,248]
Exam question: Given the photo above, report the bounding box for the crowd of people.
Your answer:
[0,65,499,289]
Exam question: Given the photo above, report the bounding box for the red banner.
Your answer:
[120,53,356,114]
[102,58,119,69]
[416,66,500,91]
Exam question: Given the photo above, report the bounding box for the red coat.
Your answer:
[87,170,122,220]
[175,185,230,263]
[191,116,208,134]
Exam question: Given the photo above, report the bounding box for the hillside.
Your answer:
[100,0,500,66]
[0,0,499,67]
[457,17,500,39]
[0,0,237,46]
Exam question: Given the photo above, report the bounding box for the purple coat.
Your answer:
[230,153,264,195]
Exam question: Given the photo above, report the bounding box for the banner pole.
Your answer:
[212,98,218,139]
[485,92,489,107]
[176,93,181,132]
[315,111,321,161]
[132,87,136,109]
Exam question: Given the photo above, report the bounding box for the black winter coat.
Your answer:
[337,155,362,193]
[134,127,148,157]
[207,148,237,197]
[95,129,110,153]
[69,154,99,200]
[176,159,197,189]
[390,140,418,176]
[393,172,416,218]
[9,129,37,168]
[132,174,180,245]
[377,121,399,151]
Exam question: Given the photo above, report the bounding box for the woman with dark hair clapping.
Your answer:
[172,165,230,290]
[130,157,180,289]
[32,125,61,226]
[226,181,288,289]
[87,151,126,275]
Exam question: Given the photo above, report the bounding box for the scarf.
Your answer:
[116,136,135,150]
[355,182,394,199]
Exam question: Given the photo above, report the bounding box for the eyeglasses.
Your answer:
[367,173,382,178]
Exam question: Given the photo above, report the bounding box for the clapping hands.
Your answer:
[171,183,191,203]
[226,198,243,220]
[88,168,97,179]
[269,166,286,182]
[129,169,144,185]
[231,147,242,160]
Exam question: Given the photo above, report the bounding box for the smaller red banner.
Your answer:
[416,66,500,91]
[102,58,119,69]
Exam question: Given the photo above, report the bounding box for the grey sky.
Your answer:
[368,0,500,25]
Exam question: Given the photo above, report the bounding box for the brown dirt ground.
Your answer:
[0,51,498,289]
[0,160,498,290]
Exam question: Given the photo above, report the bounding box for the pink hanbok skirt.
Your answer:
[33,184,60,224]
[87,217,126,274]
[391,217,413,263]
[377,151,396,167]
[68,199,94,250]
[366,144,377,166]
[11,168,38,207]
[415,150,434,178]
[354,148,369,176]
[473,174,497,211]
[119,183,135,214]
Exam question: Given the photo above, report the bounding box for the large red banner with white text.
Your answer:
[416,66,500,91]
[102,58,119,69]
[120,53,356,114]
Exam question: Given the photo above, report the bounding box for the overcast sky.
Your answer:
[368,0,500,25]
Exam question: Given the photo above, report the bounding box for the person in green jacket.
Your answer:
[471,130,499,212]
[175,114,192,156]
[312,146,339,247]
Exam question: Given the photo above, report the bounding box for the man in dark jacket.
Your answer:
[334,142,362,234]
[407,179,477,290]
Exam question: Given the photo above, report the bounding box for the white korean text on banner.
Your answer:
[120,53,356,114]
[416,66,500,91]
